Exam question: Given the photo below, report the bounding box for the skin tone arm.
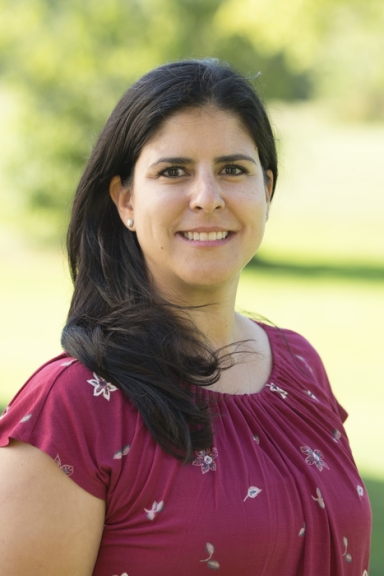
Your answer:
[0,440,105,576]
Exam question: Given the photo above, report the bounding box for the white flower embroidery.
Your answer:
[112,573,129,576]
[311,487,325,508]
[300,445,329,471]
[304,390,318,401]
[113,445,131,459]
[266,383,288,399]
[342,536,352,563]
[332,429,342,442]
[298,522,306,537]
[144,500,164,520]
[357,485,364,497]
[87,373,118,400]
[253,434,260,444]
[192,448,218,474]
[243,486,262,502]
[200,542,220,570]
[19,414,32,423]
[55,454,74,477]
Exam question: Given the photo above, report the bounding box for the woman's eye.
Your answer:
[222,165,246,176]
[161,167,186,178]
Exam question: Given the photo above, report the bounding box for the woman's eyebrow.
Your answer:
[214,154,256,165]
[149,153,256,169]
[150,156,193,168]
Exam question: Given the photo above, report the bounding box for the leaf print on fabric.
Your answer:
[192,448,218,474]
[19,414,32,423]
[144,501,164,520]
[332,429,342,442]
[113,445,131,459]
[243,486,262,501]
[300,445,329,471]
[87,373,118,401]
[201,542,220,569]
[55,455,74,477]
[0,406,9,420]
[342,536,352,563]
[357,485,364,497]
[298,522,306,537]
[311,487,325,508]
[266,382,288,399]
[304,390,318,401]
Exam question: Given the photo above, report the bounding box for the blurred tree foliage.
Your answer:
[0,0,383,241]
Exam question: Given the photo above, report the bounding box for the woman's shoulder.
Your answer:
[261,323,348,422]
[261,323,326,371]
[0,353,138,499]
[6,352,126,408]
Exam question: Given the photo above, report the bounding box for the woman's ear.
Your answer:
[109,176,135,231]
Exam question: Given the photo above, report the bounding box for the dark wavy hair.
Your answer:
[61,59,278,460]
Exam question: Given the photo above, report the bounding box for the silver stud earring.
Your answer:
[127,218,134,228]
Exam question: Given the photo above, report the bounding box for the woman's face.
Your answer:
[110,106,273,300]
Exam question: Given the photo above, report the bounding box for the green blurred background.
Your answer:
[0,0,383,572]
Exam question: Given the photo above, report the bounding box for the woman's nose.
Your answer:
[189,172,225,213]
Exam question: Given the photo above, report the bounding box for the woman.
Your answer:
[0,59,371,575]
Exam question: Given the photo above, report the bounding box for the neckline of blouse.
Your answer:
[201,321,282,400]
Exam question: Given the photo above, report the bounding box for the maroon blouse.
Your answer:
[0,324,371,576]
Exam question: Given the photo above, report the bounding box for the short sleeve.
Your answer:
[281,328,349,423]
[0,353,125,500]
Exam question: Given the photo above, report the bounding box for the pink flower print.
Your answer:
[192,448,218,474]
[266,382,288,399]
[357,485,364,497]
[200,542,220,570]
[243,486,262,502]
[55,454,74,477]
[144,500,164,521]
[19,414,32,423]
[332,429,341,442]
[113,445,131,459]
[0,406,9,420]
[342,536,352,563]
[311,487,325,508]
[87,373,118,400]
[298,522,306,537]
[300,445,329,471]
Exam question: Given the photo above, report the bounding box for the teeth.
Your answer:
[183,231,229,241]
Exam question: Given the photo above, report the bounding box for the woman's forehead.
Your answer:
[140,106,256,157]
